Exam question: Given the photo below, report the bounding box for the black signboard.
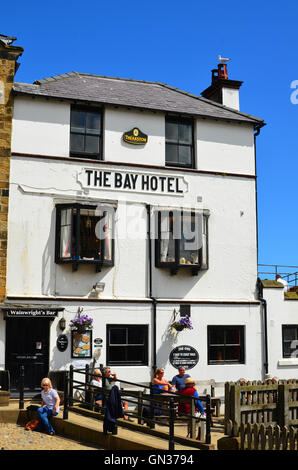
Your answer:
[169,345,199,370]
[3,308,61,318]
[57,334,68,352]
[123,127,148,145]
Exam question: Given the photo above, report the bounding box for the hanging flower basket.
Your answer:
[170,315,193,332]
[69,313,93,333]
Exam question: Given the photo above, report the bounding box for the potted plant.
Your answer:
[171,315,193,332]
[69,313,93,333]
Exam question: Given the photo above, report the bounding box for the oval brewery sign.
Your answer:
[169,345,199,370]
[123,127,148,145]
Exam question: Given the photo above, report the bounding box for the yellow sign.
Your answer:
[123,127,148,145]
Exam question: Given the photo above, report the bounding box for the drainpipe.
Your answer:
[257,277,268,376]
[254,125,261,265]
[146,205,157,374]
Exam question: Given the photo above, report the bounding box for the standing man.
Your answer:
[171,366,190,392]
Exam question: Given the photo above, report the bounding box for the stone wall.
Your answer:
[0,41,23,301]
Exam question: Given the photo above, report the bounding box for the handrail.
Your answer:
[63,365,212,449]
[258,264,298,286]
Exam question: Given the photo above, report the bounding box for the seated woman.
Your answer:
[36,378,60,435]
[90,369,103,409]
[178,377,205,416]
[153,368,172,394]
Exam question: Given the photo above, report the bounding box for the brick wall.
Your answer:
[0,42,23,301]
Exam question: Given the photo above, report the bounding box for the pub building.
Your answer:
[1,34,280,397]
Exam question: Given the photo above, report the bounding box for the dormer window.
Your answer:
[55,203,114,271]
[155,209,209,275]
[70,106,102,159]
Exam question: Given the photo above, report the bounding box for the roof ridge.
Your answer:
[33,72,79,85]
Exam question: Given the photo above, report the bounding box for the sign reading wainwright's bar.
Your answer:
[3,308,61,318]
[123,128,148,145]
[78,168,188,196]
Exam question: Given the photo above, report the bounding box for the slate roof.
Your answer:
[13,72,264,127]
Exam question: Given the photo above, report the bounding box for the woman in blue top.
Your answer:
[36,378,60,435]
[153,368,173,394]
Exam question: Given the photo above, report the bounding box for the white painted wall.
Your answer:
[222,87,240,111]
[7,156,257,301]
[196,119,255,175]
[12,97,70,157]
[263,286,298,380]
[104,107,165,167]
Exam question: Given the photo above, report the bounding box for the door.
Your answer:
[5,318,50,391]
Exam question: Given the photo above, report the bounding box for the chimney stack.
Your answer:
[201,61,242,111]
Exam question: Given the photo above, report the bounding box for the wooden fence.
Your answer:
[225,380,298,435]
[225,422,298,450]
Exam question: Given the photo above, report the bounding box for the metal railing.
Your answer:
[17,365,212,449]
[64,365,212,449]
[258,264,298,287]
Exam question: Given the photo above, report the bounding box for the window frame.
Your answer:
[55,203,114,272]
[70,105,103,159]
[282,325,298,358]
[155,209,209,275]
[106,324,149,366]
[207,325,245,365]
[165,115,195,169]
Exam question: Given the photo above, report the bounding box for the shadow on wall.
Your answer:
[155,312,179,371]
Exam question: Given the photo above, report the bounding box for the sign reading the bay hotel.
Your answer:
[78,168,188,196]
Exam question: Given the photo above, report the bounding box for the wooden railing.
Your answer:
[225,380,298,435]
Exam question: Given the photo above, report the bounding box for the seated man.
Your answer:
[171,366,190,392]
[90,369,102,409]
[102,366,133,422]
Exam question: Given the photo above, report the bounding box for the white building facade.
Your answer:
[0,64,270,393]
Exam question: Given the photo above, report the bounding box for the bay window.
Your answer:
[55,203,114,271]
[155,209,209,275]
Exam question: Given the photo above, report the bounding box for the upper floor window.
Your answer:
[165,117,194,168]
[155,209,209,275]
[55,203,114,271]
[70,106,102,159]
[282,325,298,358]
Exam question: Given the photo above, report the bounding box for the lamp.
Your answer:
[59,317,66,331]
[92,282,105,293]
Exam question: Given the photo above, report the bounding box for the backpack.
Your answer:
[25,419,39,431]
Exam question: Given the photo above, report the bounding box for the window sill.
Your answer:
[278,358,298,367]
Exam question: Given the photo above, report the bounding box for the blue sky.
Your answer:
[3,0,298,276]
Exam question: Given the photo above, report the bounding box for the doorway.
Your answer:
[5,318,50,392]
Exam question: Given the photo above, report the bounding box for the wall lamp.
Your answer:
[59,316,66,331]
[92,282,105,293]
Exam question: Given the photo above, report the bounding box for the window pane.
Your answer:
[225,346,240,361]
[60,226,72,258]
[178,146,192,165]
[85,135,99,154]
[110,328,126,345]
[180,213,200,265]
[71,110,85,132]
[160,213,175,263]
[103,211,112,261]
[283,327,297,341]
[179,123,192,144]
[86,112,101,134]
[70,133,84,152]
[166,144,178,164]
[109,346,126,362]
[127,346,145,362]
[209,346,224,361]
[210,328,225,345]
[79,209,101,259]
[226,328,240,345]
[128,327,145,345]
[165,121,178,143]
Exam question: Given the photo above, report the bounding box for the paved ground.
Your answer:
[0,423,104,450]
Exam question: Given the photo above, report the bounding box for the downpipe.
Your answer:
[147,205,157,374]
[257,277,268,376]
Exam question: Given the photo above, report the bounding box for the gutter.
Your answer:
[147,205,157,374]
[257,278,269,376]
